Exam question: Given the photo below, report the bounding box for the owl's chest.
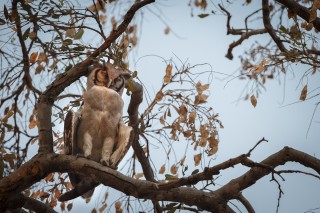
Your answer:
[83,86,124,112]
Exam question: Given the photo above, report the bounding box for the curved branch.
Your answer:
[262,0,288,53]
[216,146,320,200]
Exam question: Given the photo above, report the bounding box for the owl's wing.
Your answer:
[111,122,133,168]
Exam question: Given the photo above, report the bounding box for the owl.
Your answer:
[60,62,132,201]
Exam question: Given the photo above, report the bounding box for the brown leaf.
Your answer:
[300,84,308,101]
[156,90,164,101]
[207,146,218,156]
[188,111,196,123]
[196,82,209,94]
[115,201,121,209]
[164,64,172,83]
[170,164,178,175]
[99,203,107,213]
[67,203,73,211]
[29,115,37,129]
[178,104,188,116]
[194,153,202,166]
[250,95,257,107]
[159,164,166,174]
[29,52,38,63]
[164,26,170,35]
[37,52,47,64]
[35,64,43,74]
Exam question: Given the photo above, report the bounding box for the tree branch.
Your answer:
[276,0,320,31]
[262,0,288,53]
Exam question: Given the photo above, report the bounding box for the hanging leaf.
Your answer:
[29,115,37,129]
[170,164,178,175]
[22,28,30,40]
[194,153,202,166]
[35,64,44,74]
[164,64,172,83]
[67,203,73,211]
[159,164,166,174]
[198,13,209,18]
[164,26,170,35]
[250,95,257,107]
[99,203,107,213]
[37,52,47,63]
[65,28,76,38]
[74,28,84,40]
[156,90,164,101]
[300,85,308,101]
[29,52,38,63]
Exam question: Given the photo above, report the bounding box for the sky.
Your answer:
[45,0,320,212]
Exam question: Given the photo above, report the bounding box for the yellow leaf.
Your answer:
[159,164,166,174]
[250,95,257,107]
[300,85,308,101]
[29,51,38,63]
[194,153,202,166]
[170,164,178,175]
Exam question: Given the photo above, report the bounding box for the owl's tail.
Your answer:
[58,173,98,202]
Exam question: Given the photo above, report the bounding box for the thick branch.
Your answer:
[216,146,320,200]
[262,0,288,53]
[0,154,233,212]
[276,0,320,31]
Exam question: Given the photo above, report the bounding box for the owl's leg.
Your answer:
[110,122,132,167]
[100,137,114,166]
[83,131,93,159]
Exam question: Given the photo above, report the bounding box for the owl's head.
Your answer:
[87,62,131,95]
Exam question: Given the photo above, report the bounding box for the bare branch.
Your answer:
[262,0,288,53]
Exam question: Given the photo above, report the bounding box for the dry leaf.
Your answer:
[99,203,107,213]
[194,153,202,166]
[67,203,73,211]
[29,52,38,63]
[188,111,196,123]
[29,115,37,129]
[115,201,121,209]
[156,90,164,101]
[164,26,170,35]
[164,64,172,83]
[35,64,43,74]
[300,84,308,101]
[207,146,218,156]
[170,164,178,175]
[250,95,257,107]
[159,164,166,174]
[37,52,47,64]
